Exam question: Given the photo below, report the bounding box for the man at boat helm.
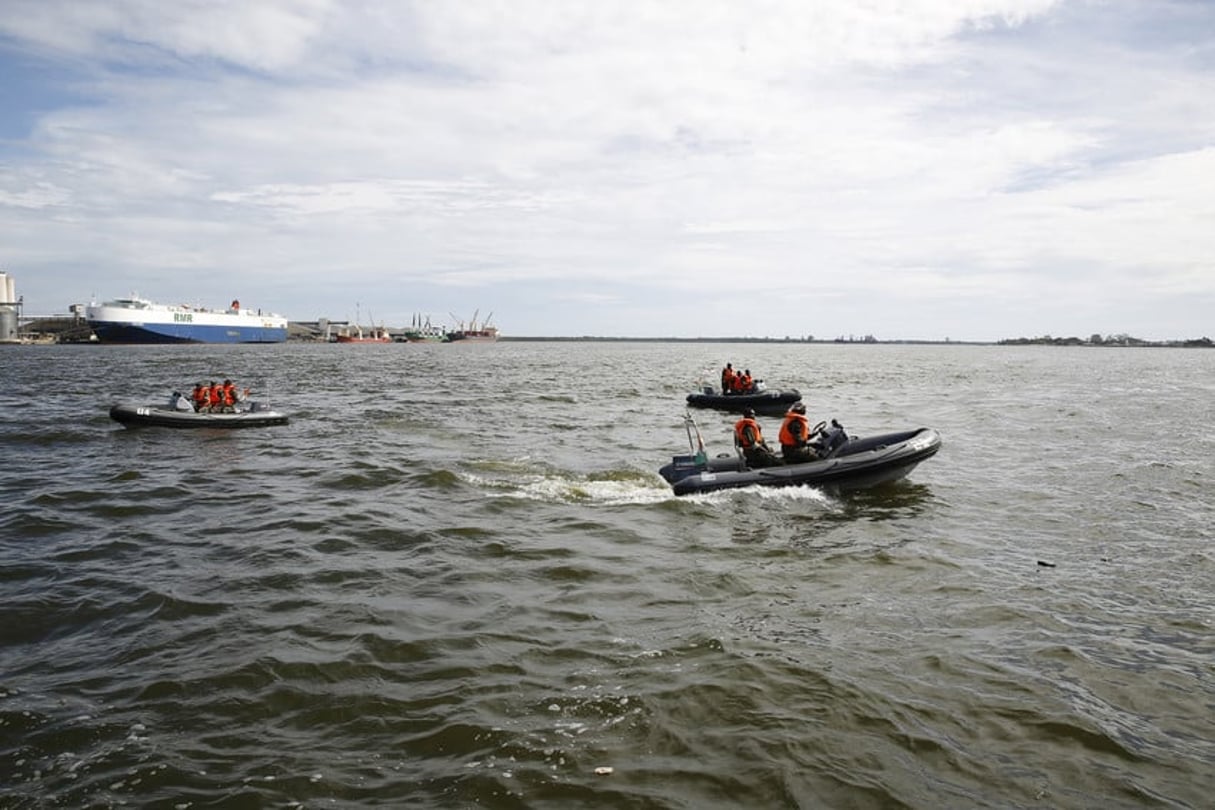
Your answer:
[734,408,780,468]
[779,402,820,464]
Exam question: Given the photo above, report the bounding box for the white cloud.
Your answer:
[0,0,1212,339]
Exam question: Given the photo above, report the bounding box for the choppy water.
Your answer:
[2,342,1212,809]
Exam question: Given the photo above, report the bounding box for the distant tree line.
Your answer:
[999,334,1213,347]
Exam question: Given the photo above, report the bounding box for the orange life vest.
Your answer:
[779,412,809,448]
[222,383,236,406]
[734,417,763,449]
[192,387,208,407]
[210,384,223,406]
[721,367,736,391]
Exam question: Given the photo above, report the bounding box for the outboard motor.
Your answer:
[816,419,850,457]
[660,451,708,484]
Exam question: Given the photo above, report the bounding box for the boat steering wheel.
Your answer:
[810,420,827,436]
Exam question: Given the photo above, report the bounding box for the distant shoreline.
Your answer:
[497,336,1214,347]
[11,315,1212,347]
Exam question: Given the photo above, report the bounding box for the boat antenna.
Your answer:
[683,410,707,462]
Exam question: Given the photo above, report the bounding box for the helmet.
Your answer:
[792,402,806,414]
[743,408,756,418]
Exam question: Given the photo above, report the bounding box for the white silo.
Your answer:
[0,271,17,341]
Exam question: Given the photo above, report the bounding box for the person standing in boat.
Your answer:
[734,408,780,468]
[779,402,820,463]
[721,363,737,395]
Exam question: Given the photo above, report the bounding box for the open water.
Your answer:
[1,341,1212,809]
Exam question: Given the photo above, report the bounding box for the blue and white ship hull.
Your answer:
[86,296,288,344]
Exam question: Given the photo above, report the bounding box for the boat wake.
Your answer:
[462,466,674,506]
[681,483,835,507]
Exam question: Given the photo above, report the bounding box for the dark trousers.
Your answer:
[781,445,818,464]
[743,445,781,468]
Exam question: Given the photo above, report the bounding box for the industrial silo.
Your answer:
[0,271,18,342]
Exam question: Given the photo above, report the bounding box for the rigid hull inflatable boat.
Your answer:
[110,400,289,429]
[686,386,802,416]
[660,417,940,496]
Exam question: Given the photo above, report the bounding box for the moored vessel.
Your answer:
[332,306,392,343]
[403,314,448,343]
[334,324,392,343]
[85,295,288,344]
[447,310,498,342]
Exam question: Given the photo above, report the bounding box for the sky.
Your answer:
[1,0,1213,341]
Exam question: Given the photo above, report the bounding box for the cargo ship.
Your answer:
[85,295,288,343]
[447,310,498,343]
[333,324,392,343]
[402,314,448,343]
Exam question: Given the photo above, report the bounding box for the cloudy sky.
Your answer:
[1,0,1213,340]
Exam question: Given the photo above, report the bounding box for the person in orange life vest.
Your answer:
[220,379,238,412]
[734,408,780,468]
[208,380,223,413]
[191,382,209,412]
[779,402,820,463]
[721,363,736,395]
[739,369,754,394]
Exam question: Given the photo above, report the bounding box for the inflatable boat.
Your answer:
[659,415,940,495]
[110,397,289,429]
[686,385,802,416]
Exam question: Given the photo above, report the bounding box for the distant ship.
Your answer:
[402,314,448,343]
[85,295,288,344]
[447,310,498,343]
[331,305,392,343]
[333,324,392,343]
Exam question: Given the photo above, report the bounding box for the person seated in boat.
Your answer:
[208,380,224,413]
[721,363,737,395]
[734,408,780,468]
[739,369,755,394]
[191,382,209,412]
[779,402,820,464]
[220,379,244,412]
